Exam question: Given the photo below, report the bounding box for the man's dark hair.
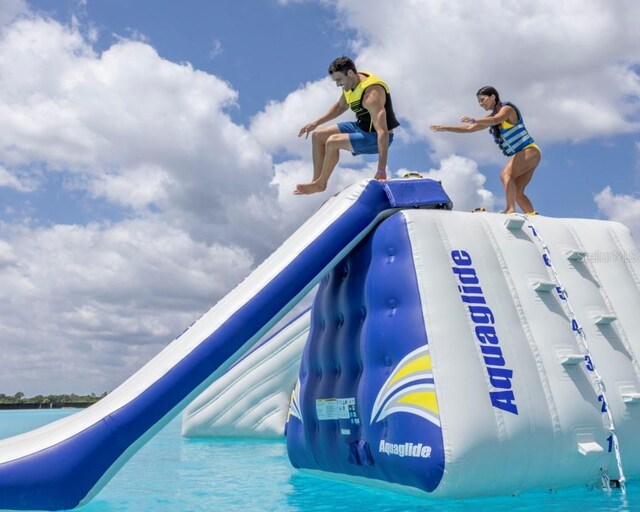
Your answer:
[328,56,357,75]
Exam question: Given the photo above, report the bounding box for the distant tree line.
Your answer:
[0,392,107,405]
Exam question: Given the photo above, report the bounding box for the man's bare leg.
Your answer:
[295,133,353,195]
[310,125,342,181]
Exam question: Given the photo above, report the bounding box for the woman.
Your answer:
[430,86,541,214]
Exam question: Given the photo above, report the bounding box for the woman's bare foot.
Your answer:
[501,209,517,214]
[294,180,327,195]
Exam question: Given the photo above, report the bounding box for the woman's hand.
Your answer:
[430,124,447,132]
[460,116,476,124]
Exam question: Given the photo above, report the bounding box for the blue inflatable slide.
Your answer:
[0,178,451,511]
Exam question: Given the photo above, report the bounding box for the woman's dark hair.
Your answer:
[476,86,501,140]
[328,56,357,75]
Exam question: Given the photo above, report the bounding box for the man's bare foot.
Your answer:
[294,181,327,195]
[374,170,387,182]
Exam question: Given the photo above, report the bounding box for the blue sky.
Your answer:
[1,0,639,394]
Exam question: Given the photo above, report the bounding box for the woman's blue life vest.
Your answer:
[491,102,535,156]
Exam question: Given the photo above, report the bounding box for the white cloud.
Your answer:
[0,13,311,394]
[0,0,27,29]
[594,186,640,240]
[0,15,296,252]
[120,27,150,43]
[0,218,254,394]
[0,165,37,192]
[0,239,18,267]
[209,39,223,59]
[85,163,172,209]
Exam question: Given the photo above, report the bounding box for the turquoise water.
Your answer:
[0,409,637,511]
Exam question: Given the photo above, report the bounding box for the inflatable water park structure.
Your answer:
[1,178,640,510]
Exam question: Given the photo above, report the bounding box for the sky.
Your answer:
[1,0,639,395]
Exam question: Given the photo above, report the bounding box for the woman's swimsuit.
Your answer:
[493,102,539,156]
[500,119,540,154]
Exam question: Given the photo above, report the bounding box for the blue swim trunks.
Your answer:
[338,121,394,156]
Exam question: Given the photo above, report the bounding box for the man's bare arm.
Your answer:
[362,85,390,175]
[298,95,349,138]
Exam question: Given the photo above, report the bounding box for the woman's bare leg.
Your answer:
[500,147,541,213]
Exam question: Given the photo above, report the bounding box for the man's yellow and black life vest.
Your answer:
[343,71,400,133]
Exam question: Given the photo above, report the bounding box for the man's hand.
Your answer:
[298,121,319,139]
[374,170,387,182]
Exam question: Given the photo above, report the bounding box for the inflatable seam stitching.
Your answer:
[586,225,640,383]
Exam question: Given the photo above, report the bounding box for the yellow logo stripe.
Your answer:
[397,391,439,415]
[390,355,432,385]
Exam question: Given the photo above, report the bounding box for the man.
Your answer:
[295,55,400,195]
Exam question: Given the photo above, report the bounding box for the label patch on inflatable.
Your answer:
[316,397,358,422]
